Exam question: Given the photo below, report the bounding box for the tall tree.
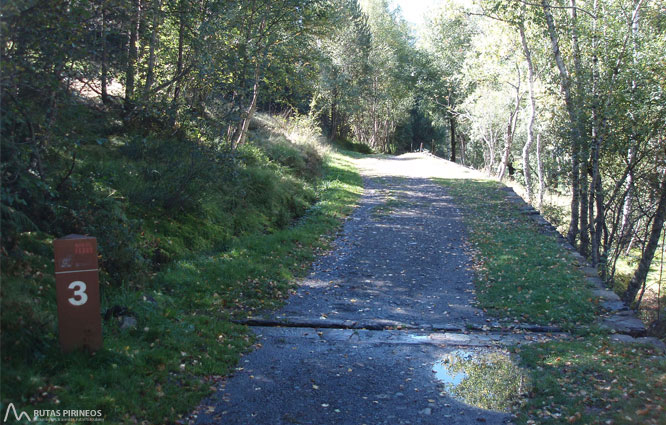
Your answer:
[519,21,536,201]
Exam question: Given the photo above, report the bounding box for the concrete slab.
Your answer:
[602,313,647,336]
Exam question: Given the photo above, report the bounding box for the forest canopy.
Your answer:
[2,0,665,306]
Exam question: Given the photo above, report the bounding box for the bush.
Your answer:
[52,172,148,284]
[335,138,374,154]
[253,134,323,181]
[119,136,226,213]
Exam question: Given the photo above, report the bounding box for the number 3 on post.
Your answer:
[68,281,88,306]
[54,235,102,352]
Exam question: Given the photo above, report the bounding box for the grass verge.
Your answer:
[437,178,665,424]
[436,178,597,330]
[0,151,362,424]
[513,337,666,424]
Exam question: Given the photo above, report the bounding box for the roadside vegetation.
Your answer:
[3,0,665,422]
[4,0,664,328]
[1,115,363,423]
[515,337,665,425]
[438,178,596,330]
[423,0,666,332]
[440,177,666,425]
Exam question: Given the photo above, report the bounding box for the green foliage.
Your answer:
[334,138,375,154]
[515,338,666,424]
[437,178,597,329]
[1,142,361,424]
[117,136,224,213]
[314,0,416,152]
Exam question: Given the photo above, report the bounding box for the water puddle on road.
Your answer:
[432,349,529,412]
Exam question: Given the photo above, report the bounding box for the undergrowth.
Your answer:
[1,114,363,423]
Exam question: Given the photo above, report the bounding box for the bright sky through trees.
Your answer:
[393,0,443,25]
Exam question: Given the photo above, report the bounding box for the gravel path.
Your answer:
[274,156,487,329]
[192,154,517,425]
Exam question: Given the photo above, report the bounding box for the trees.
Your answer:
[314,0,372,141]
[313,0,415,153]
[413,0,664,306]
[534,0,665,304]
[0,0,331,246]
[419,1,478,162]
[447,0,666,306]
[2,0,663,307]
[519,21,537,203]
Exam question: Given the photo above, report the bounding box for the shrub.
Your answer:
[335,138,373,154]
[119,136,225,213]
[52,173,148,285]
[253,135,323,181]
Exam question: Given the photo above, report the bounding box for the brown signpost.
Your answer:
[54,235,103,352]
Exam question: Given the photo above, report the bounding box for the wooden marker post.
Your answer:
[54,235,103,352]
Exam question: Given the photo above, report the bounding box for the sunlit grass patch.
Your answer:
[437,178,665,424]
[514,337,666,424]
[436,178,597,330]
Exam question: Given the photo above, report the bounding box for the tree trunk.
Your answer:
[540,0,582,246]
[620,7,641,249]
[536,133,545,209]
[519,23,536,202]
[330,84,338,141]
[569,0,590,257]
[371,77,378,148]
[589,0,603,267]
[232,56,263,149]
[497,122,512,181]
[620,149,637,245]
[592,167,604,267]
[125,0,141,111]
[485,130,497,175]
[623,172,666,304]
[173,0,186,104]
[101,2,109,105]
[144,0,161,95]
[498,73,520,181]
[449,112,456,162]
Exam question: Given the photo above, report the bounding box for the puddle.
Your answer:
[432,349,529,412]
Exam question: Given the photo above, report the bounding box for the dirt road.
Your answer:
[192,154,530,425]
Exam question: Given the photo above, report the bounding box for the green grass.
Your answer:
[436,178,665,424]
[514,337,666,424]
[0,151,362,424]
[436,178,597,330]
